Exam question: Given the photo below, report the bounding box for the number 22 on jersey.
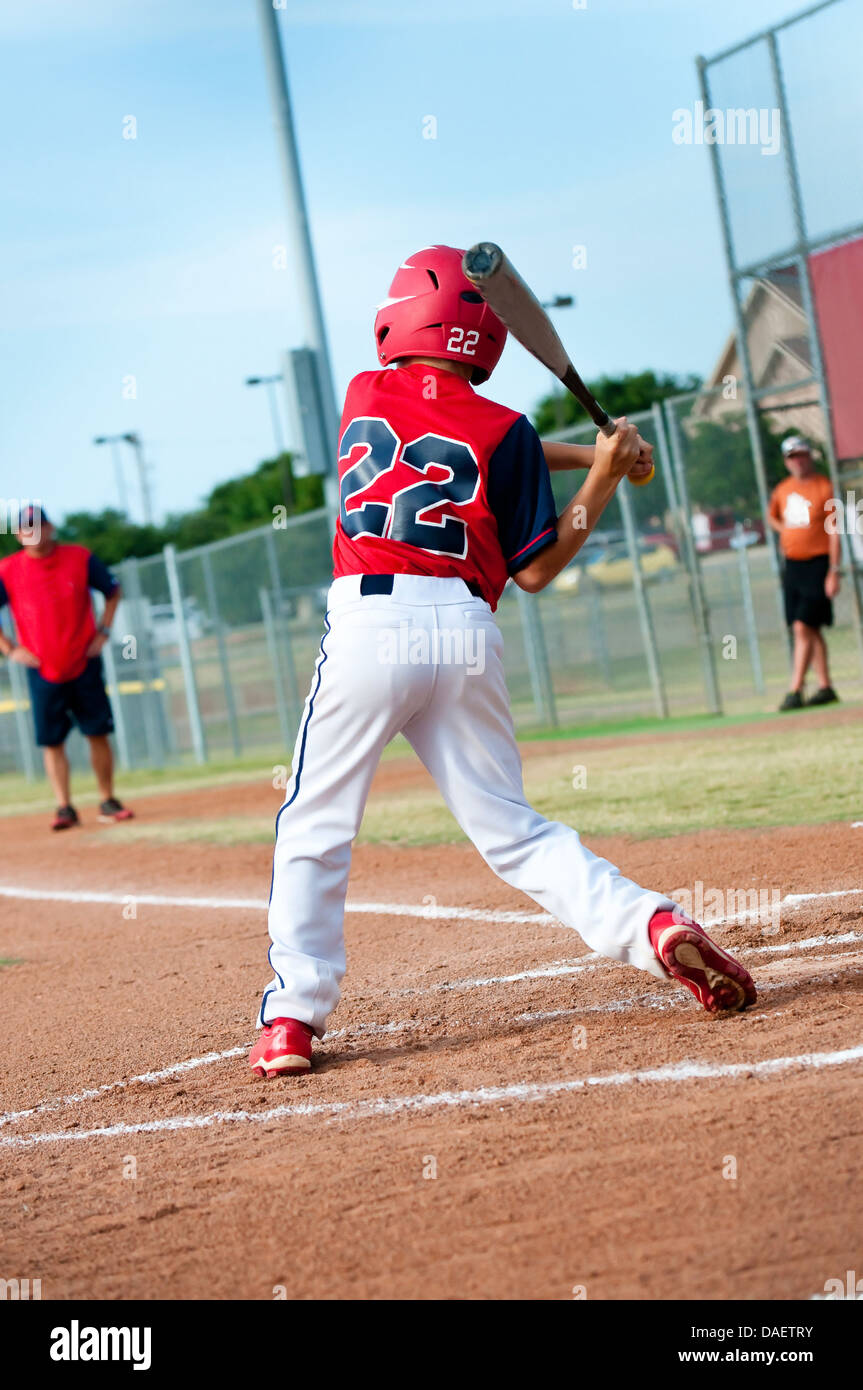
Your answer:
[339,417,480,559]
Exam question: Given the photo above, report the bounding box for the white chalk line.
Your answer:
[2,946,861,1137]
[2,930,859,1133]
[0,882,861,927]
[393,930,863,997]
[3,1043,862,1151]
[0,875,858,1138]
[0,884,551,926]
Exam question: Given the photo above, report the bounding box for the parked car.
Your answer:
[148,599,208,646]
[589,539,678,588]
[692,508,765,554]
[553,539,677,593]
[551,529,623,594]
[642,526,681,559]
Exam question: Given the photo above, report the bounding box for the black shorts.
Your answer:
[26,658,115,747]
[783,554,833,629]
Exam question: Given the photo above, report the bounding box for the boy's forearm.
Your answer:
[541,440,595,472]
[517,465,620,591]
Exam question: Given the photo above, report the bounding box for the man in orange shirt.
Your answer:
[768,436,841,710]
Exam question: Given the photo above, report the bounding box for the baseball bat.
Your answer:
[462,242,654,486]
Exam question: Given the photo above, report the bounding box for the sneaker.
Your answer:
[806,685,838,707]
[648,910,757,1015]
[779,690,804,711]
[98,798,135,824]
[250,1018,314,1078]
[51,805,80,832]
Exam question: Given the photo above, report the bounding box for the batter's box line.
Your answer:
[0,883,860,927]
[2,1043,863,1151]
[2,948,861,1137]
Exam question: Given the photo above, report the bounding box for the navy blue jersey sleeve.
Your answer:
[486,416,558,573]
[87,553,119,597]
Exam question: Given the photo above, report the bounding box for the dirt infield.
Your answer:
[0,765,861,1301]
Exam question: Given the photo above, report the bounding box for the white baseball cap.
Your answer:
[781,435,811,456]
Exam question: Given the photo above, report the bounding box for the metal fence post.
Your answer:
[260,586,295,749]
[696,53,786,615]
[661,399,723,715]
[734,528,766,695]
[766,29,863,674]
[587,582,612,686]
[202,551,243,758]
[101,636,132,771]
[120,557,166,768]
[618,479,668,719]
[651,401,682,516]
[7,657,37,781]
[516,589,558,727]
[265,527,302,728]
[164,543,207,764]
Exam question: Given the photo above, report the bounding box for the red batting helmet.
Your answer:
[373,245,507,384]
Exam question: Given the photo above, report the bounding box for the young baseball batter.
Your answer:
[251,245,756,1077]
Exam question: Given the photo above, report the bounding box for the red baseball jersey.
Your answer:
[332,362,557,609]
[0,544,117,683]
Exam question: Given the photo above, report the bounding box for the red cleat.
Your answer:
[648,910,757,1015]
[250,1018,313,1078]
[98,798,134,824]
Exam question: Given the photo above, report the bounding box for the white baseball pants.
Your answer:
[260,575,672,1034]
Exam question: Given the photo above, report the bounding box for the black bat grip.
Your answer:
[561,365,615,436]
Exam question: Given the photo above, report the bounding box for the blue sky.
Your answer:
[1,0,852,524]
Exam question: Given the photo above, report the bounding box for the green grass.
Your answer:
[68,714,863,849]
[0,738,423,817]
[3,699,856,820]
[359,720,863,843]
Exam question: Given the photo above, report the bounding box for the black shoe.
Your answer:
[51,805,80,832]
[779,690,804,711]
[806,685,839,707]
[98,798,135,823]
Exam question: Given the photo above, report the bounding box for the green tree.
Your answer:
[59,510,165,565]
[679,412,789,516]
[36,451,326,564]
[533,370,701,436]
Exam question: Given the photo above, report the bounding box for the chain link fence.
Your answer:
[3,391,860,779]
[696,0,863,661]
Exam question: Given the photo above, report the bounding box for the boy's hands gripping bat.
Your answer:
[462,242,654,486]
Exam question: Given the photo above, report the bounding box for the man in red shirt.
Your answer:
[0,505,134,830]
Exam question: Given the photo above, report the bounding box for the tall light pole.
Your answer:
[540,295,575,430]
[123,432,154,526]
[246,373,292,508]
[255,0,340,520]
[93,434,130,516]
[93,432,153,523]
